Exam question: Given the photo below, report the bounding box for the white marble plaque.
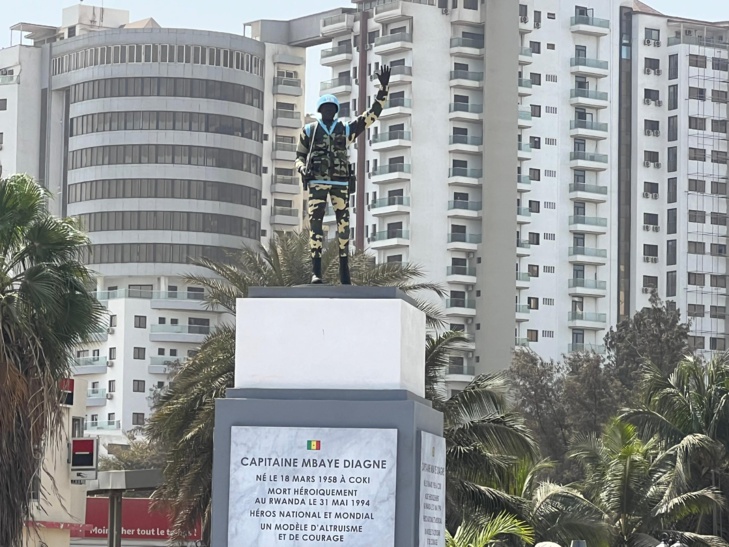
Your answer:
[228,426,398,546]
[419,432,446,547]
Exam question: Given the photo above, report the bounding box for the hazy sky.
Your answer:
[2,0,728,112]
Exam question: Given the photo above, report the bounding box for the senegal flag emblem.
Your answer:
[307,440,321,451]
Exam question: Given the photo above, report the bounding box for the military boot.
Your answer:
[339,256,351,285]
[311,257,323,284]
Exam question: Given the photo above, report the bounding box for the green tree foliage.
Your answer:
[604,291,691,398]
[0,174,105,547]
[446,512,534,547]
[98,431,167,471]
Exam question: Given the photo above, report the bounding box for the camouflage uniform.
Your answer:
[295,93,388,259]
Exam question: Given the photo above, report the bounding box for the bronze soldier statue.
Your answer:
[295,65,391,284]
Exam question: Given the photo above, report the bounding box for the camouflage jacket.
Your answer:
[294,90,388,186]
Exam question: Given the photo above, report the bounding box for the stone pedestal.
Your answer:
[211,287,445,547]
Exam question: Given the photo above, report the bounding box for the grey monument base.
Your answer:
[211,389,444,547]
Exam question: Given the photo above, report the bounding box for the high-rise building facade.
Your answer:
[0,4,311,441]
[313,0,728,376]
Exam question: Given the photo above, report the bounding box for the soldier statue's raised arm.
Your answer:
[295,65,392,285]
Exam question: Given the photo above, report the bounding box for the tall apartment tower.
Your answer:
[0,4,307,442]
[624,8,729,356]
[316,0,519,381]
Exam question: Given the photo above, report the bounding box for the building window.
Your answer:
[645,28,660,41]
[529,136,541,149]
[711,306,726,319]
[133,347,146,359]
[689,178,706,193]
[688,209,705,223]
[528,264,539,277]
[643,276,658,289]
[667,240,677,265]
[689,87,707,101]
[529,41,541,54]
[688,336,705,350]
[711,212,727,226]
[667,116,678,141]
[711,275,727,288]
[667,147,677,172]
[643,244,658,257]
[668,85,678,110]
[687,304,705,317]
[527,297,539,310]
[170,349,178,357]
[132,413,146,426]
[688,54,707,68]
[0,99,7,111]
[666,271,677,297]
[108,380,116,393]
[689,148,706,162]
[133,380,145,392]
[689,117,706,131]
[711,243,727,256]
[643,213,658,226]
[713,57,729,71]
[712,181,727,195]
[528,232,540,245]
[713,89,728,103]
[668,54,678,79]
[134,315,147,328]
[526,329,538,342]
[530,73,542,86]
[687,241,705,254]
[530,104,541,117]
[711,338,726,351]
[712,120,728,134]
[109,315,117,327]
[528,168,540,181]
[688,273,705,286]
[712,151,728,164]
[667,178,677,203]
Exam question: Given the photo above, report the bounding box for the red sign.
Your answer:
[71,498,201,540]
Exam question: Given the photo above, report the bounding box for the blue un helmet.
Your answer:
[316,94,340,115]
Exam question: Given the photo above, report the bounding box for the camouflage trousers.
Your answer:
[308,184,349,259]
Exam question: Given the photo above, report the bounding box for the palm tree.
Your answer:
[569,418,726,547]
[148,231,446,543]
[0,174,105,547]
[446,512,534,547]
[622,356,729,539]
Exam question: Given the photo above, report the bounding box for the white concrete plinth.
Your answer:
[235,294,426,397]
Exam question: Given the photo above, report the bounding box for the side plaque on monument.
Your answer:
[228,426,398,546]
[419,432,446,547]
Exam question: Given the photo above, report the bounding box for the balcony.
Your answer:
[570,119,608,140]
[450,37,484,58]
[569,215,608,234]
[568,343,606,354]
[85,420,121,432]
[568,278,607,298]
[272,142,297,162]
[370,163,412,184]
[320,13,354,37]
[321,44,353,66]
[272,76,302,96]
[515,304,530,322]
[271,206,300,227]
[450,70,484,89]
[271,175,300,195]
[568,311,607,330]
[87,388,108,407]
[272,109,302,129]
[516,240,531,257]
[448,135,483,155]
[372,130,412,151]
[148,356,179,375]
[519,15,532,34]
[568,246,608,265]
[517,142,532,161]
[72,356,109,375]
[518,78,533,96]
[371,65,412,86]
[150,324,210,344]
[570,15,610,36]
[151,291,208,311]
[320,76,352,96]
[519,47,533,65]
[447,363,476,377]
[518,109,533,129]
[381,97,412,119]
[374,32,413,55]
[448,167,483,187]
[370,229,410,250]
[569,183,608,203]
[514,338,530,348]
[447,233,481,252]
[570,88,609,109]
[570,151,608,171]
[517,206,532,224]
[447,200,482,219]
[445,298,477,317]
[370,196,411,217]
[570,57,609,78]
[0,75,19,85]
[516,272,531,289]
[448,102,483,122]
[517,175,532,193]
[374,2,409,23]
[446,265,477,284]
